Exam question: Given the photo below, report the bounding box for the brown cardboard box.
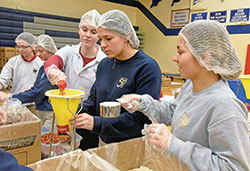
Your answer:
[15,48,20,56]
[0,107,41,165]
[0,47,5,58]
[0,58,4,69]
[161,75,172,87]
[161,83,183,96]
[0,47,15,58]
[4,47,15,58]
[28,137,188,171]
[0,47,16,69]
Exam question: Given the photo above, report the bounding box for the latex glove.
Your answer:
[144,123,173,152]
[0,91,11,102]
[117,94,142,113]
[118,94,158,123]
[0,108,7,124]
[45,64,66,85]
[69,113,94,131]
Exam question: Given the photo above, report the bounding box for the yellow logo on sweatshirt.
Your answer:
[116,77,128,88]
[178,113,190,129]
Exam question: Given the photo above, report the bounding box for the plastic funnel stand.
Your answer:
[45,89,85,134]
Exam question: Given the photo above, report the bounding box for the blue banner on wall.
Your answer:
[230,8,250,22]
[210,11,227,23]
[191,12,207,22]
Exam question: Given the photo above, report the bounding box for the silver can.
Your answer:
[100,102,120,118]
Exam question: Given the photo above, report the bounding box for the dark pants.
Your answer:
[76,129,99,151]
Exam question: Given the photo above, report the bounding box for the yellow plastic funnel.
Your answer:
[45,89,85,134]
[239,75,250,99]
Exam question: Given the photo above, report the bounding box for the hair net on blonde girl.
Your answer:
[79,9,100,28]
[179,20,242,80]
[97,9,140,49]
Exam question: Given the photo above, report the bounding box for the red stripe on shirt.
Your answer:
[44,55,64,70]
[79,53,96,67]
[21,54,37,62]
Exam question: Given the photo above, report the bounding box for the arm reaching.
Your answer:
[117,94,141,113]
[0,91,10,102]
[45,64,66,85]
[0,108,7,124]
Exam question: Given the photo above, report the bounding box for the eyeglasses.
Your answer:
[15,45,30,50]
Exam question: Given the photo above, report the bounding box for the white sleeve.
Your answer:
[55,45,74,68]
[0,58,15,89]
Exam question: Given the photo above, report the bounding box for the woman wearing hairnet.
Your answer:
[0,35,58,126]
[120,20,250,170]
[0,32,43,94]
[44,9,106,150]
[69,9,161,149]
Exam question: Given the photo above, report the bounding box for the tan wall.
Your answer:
[137,0,190,73]
[0,0,138,22]
[137,0,250,73]
[1,0,250,73]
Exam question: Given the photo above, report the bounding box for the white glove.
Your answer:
[0,108,7,124]
[143,123,173,152]
[117,94,142,113]
[45,64,66,85]
[0,91,11,102]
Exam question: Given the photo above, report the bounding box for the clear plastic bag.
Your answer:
[1,98,26,124]
[45,64,66,85]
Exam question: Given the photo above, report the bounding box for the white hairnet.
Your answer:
[15,32,36,49]
[35,34,57,53]
[79,9,100,28]
[97,9,139,49]
[179,20,242,80]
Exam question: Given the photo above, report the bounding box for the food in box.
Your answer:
[41,132,61,158]
[41,127,82,158]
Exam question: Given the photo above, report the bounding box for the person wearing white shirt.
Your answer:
[0,32,43,94]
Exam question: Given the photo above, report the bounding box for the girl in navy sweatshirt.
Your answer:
[70,9,162,150]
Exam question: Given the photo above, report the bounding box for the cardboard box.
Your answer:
[0,47,6,58]
[0,107,41,165]
[15,48,20,56]
[0,47,16,69]
[161,76,172,87]
[0,47,15,58]
[161,83,183,96]
[28,137,188,171]
[5,47,15,58]
[0,58,4,68]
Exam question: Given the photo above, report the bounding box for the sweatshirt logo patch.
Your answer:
[33,68,38,73]
[178,112,190,129]
[116,77,128,88]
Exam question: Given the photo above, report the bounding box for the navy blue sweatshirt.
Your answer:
[13,66,57,111]
[77,50,162,146]
[0,149,32,171]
